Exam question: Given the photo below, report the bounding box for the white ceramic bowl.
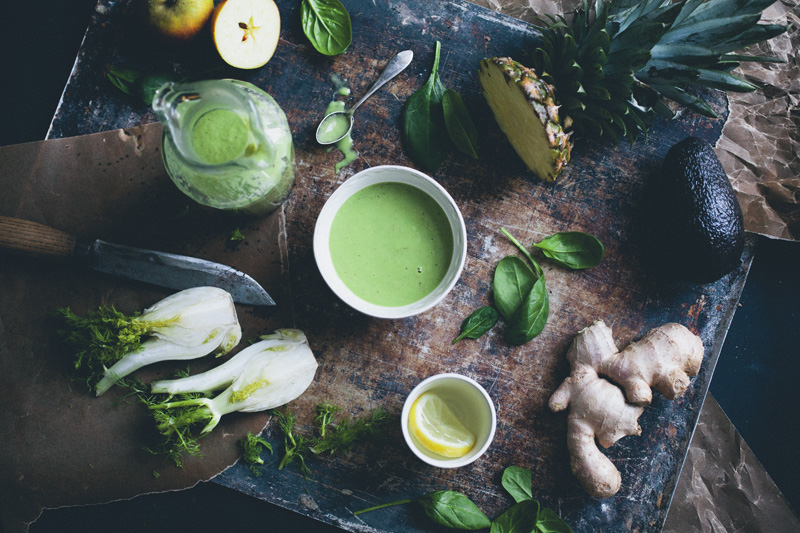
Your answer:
[313,165,467,319]
[401,373,497,468]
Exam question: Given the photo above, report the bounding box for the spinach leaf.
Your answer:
[493,256,536,321]
[501,466,533,503]
[490,499,540,533]
[534,232,604,270]
[443,89,478,159]
[301,0,352,56]
[107,67,177,106]
[501,227,543,277]
[453,306,499,344]
[504,275,549,346]
[401,41,450,172]
[418,491,492,530]
[536,507,574,533]
[352,474,572,533]
[496,228,548,345]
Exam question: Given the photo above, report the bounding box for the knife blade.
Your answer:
[0,216,275,306]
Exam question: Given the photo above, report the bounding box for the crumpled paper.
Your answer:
[718,1,800,241]
[662,395,800,532]
[469,0,800,241]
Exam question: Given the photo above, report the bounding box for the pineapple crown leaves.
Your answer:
[530,0,790,143]
[533,0,664,144]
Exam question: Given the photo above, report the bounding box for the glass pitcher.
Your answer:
[152,79,295,216]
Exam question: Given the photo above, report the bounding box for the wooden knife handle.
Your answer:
[0,216,77,258]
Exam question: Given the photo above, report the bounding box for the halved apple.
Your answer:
[211,0,281,69]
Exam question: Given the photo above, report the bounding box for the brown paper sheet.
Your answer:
[470,0,800,241]
[0,123,291,532]
[663,395,800,532]
[718,1,800,241]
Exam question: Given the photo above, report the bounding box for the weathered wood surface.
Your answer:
[41,0,753,531]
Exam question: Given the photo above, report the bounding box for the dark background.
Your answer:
[1,1,797,531]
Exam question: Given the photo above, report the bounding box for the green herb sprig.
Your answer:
[56,306,146,390]
[402,42,479,172]
[240,432,273,476]
[402,41,448,171]
[273,408,314,477]
[533,232,604,270]
[313,401,342,437]
[498,264,549,346]
[273,403,391,478]
[454,228,603,346]
[494,231,549,346]
[496,466,571,533]
[354,466,572,532]
[137,368,209,468]
[355,490,491,530]
[310,408,390,455]
[453,306,499,344]
[107,67,178,106]
[443,89,479,159]
[301,0,352,56]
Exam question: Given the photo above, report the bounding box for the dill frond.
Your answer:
[240,432,273,476]
[272,404,393,478]
[56,306,145,390]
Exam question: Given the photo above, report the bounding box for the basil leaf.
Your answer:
[401,41,450,172]
[490,499,540,533]
[453,306,499,344]
[501,466,533,503]
[501,228,543,277]
[536,507,573,533]
[534,232,604,270]
[107,67,176,106]
[493,256,536,321]
[496,228,549,345]
[443,89,478,159]
[301,0,352,56]
[417,491,492,530]
[505,275,549,346]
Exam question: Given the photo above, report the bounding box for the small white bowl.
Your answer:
[313,165,467,319]
[401,373,497,468]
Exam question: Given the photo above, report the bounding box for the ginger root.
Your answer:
[599,322,704,406]
[549,320,703,498]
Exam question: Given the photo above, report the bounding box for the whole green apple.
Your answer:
[142,0,214,41]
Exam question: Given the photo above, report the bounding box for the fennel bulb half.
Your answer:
[147,329,318,465]
[58,286,242,396]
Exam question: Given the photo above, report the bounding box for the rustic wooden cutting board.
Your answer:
[37,0,752,531]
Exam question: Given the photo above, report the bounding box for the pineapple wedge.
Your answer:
[479,57,573,182]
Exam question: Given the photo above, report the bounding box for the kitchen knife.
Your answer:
[0,216,275,306]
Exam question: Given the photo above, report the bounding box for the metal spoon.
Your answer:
[316,50,414,145]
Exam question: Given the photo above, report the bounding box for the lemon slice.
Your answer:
[408,392,476,458]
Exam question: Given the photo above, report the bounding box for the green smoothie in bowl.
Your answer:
[314,166,466,319]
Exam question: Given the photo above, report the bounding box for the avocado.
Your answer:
[657,136,745,282]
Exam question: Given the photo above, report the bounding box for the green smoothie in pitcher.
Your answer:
[191,109,250,165]
[153,79,295,216]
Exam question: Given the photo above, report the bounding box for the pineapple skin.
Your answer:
[479,57,573,182]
